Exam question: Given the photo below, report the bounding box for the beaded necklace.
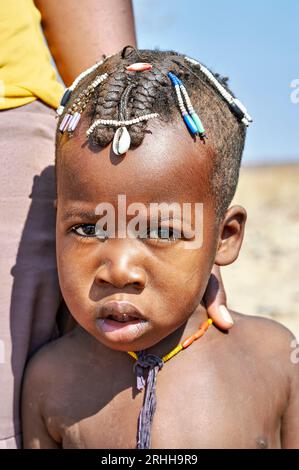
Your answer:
[127,318,213,449]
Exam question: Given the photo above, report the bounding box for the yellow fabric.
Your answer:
[0,0,64,110]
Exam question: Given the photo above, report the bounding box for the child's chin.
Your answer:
[95,317,153,350]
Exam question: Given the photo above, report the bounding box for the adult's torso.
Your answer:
[0,0,63,110]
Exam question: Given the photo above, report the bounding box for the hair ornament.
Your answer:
[126,63,153,72]
[184,56,252,126]
[58,73,109,133]
[168,72,206,138]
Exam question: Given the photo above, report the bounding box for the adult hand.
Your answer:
[203,265,234,329]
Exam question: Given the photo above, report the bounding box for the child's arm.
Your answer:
[22,356,61,449]
[281,337,299,448]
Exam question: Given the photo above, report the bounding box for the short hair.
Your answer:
[56,47,247,221]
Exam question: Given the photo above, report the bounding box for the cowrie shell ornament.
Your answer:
[112,127,131,155]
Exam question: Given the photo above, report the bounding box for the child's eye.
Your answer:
[72,224,104,238]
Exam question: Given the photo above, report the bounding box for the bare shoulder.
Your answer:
[21,328,88,448]
[22,326,93,410]
[228,310,298,382]
[231,310,297,350]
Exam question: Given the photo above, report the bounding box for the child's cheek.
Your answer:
[57,244,92,314]
[151,249,210,322]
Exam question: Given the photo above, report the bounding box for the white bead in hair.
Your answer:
[86,113,159,136]
[56,56,111,117]
[69,57,109,92]
[184,56,252,126]
[58,73,109,134]
[90,73,109,89]
[87,112,160,156]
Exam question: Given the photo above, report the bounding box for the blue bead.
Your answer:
[169,72,182,86]
[168,72,183,87]
[183,115,198,135]
[167,72,177,86]
[175,76,182,86]
[60,88,72,106]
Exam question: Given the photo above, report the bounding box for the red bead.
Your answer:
[126,63,153,72]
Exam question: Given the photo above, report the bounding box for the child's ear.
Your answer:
[53,198,57,210]
[214,205,247,266]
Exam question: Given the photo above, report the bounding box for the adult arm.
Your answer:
[34,0,136,86]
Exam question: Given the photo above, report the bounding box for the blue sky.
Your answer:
[133,0,299,165]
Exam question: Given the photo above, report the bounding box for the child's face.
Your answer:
[56,118,245,351]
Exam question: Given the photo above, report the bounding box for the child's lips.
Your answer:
[95,300,148,343]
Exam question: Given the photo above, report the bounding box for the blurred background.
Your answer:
[134,0,299,335]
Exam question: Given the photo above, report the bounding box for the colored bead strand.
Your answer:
[59,73,109,134]
[162,344,183,363]
[56,89,72,116]
[58,113,72,133]
[86,113,159,137]
[182,335,197,349]
[56,57,109,116]
[128,317,212,450]
[191,113,206,136]
[172,75,206,137]
[201,318,213,331]
[193,329,205,340]
[168,72,188,117]
[67,112,81,133]
[128,318,213,365]
[182,115,199,136]
[69,58,108,92]
[168,72,198,136]
[179,83,206,137]
[184,56,252,126]
[128,351,138,360]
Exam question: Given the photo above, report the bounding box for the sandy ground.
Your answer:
[221,163,299,338]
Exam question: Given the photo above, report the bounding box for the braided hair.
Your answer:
[56,46,247,220]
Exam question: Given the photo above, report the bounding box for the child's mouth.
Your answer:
[95,300,148,343]
[107,313,138,323]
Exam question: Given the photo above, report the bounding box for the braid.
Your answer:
[91,64,128,147]
[86,50,175,148]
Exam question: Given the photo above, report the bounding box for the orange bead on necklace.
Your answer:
[127,317,213,449]
[127,318,213,363]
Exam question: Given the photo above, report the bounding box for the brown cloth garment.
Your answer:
[0,100,62,448]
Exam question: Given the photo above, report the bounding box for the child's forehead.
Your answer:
[57,119,215,204]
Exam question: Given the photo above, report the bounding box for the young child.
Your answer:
[22,47,299,449]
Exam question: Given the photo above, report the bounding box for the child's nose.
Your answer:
[95,240,147,290]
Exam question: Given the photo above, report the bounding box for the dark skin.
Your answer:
[35,0,232,330]
[22,117,299,448]
[34,0,137,86]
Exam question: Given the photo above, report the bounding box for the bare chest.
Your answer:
[56,360,282,449]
